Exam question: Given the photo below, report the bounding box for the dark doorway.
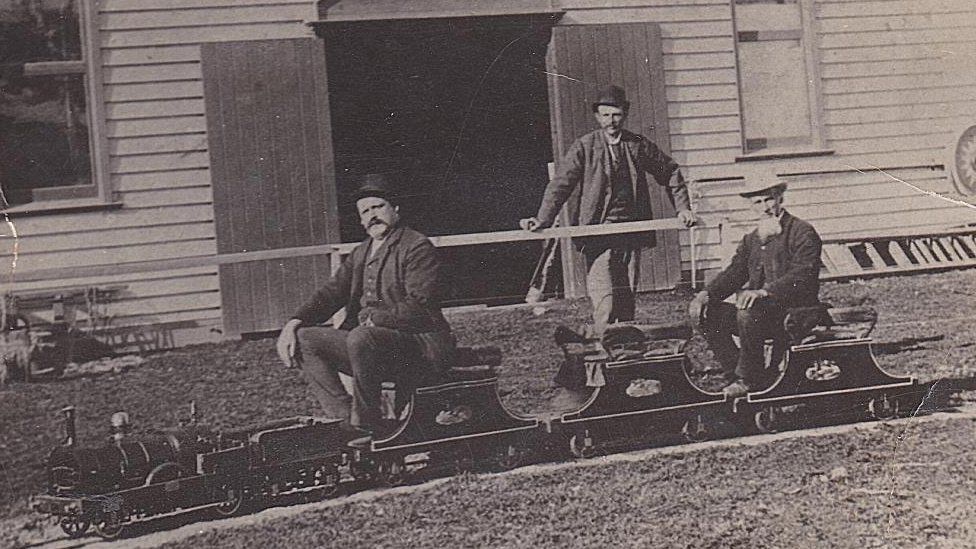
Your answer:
[320,16,558,305]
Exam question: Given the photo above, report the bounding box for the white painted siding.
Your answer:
[2,0,317,350]
[6,0,975,352]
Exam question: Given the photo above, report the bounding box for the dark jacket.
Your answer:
[535,129,691,232]
[706,211,822,308]
[293,225,455,367]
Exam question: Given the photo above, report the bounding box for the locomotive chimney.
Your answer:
[110,411,131,442]
[61,406,76,447]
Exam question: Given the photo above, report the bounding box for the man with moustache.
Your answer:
[688,170,823,398]
[276,174,455,443]
[520,85,696,337]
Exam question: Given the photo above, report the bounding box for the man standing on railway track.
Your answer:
[688,170,823,398]
[276,174,456,444]
[519,85,696,338]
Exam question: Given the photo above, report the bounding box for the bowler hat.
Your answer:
[738,169,787,198]
[591,85,631,112]
[354,173,399,204]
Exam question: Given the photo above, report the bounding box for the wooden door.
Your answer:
[546,23,681,297]
[201,38,340,336]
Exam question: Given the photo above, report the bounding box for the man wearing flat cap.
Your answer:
[688,169,822,398]
[520,85,696,337]
[276,173,456,442]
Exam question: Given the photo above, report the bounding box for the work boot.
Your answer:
[554,325,588,345]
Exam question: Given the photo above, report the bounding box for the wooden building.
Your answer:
[1,0,974,351]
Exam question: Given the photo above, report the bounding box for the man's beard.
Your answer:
[757,216,782,240]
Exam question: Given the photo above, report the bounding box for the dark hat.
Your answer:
[354,173,399,204]
[591,85,631,112]
[738,168,787,198]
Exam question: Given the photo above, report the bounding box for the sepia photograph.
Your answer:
[1,0,975,547]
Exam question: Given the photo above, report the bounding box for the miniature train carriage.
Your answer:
[351,345,539,485]
[547,323,726,458]
[734,305,922,433]
[31,405,346,540]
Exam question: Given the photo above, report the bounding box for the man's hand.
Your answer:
[688,290,708,326]
[735,289,768,310]
[276,319,303,368]
[519,217,543,232]
[677,209,697,228]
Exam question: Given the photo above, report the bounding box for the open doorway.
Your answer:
[320,15,559,305]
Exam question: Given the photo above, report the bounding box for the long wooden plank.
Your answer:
[105,81,203,102]
[99,5,312,30]
[106,99,206,120]
[101,23,308,49]
[110,151,210,174]
[818,12,970,33]
[826,116,960,141]
[109,133,207,156]
[664,52,735,71]
[103,63,201,84]
[7,220,688,284]
[2,222,214,255]
[102,45,201,66]
[114,169,211,192]
[107,116,207,138]
[817,0,975,19]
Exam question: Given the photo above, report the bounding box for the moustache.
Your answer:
[368,218,387,228]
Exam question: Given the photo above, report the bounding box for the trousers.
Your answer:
[295,325,445,432]
[701,300,787,388]
[583,243,641,336]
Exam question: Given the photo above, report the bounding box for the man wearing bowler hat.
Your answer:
[688,169,823,398]
[520,85,696,337]
[276,173,456,443]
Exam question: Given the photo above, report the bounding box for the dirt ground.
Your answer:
[1,269,975,548]
[151,415,976,549]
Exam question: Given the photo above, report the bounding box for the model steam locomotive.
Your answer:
[30,305,925,540]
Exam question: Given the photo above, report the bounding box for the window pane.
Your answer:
[738,40,812,149]
[1,74,91,205]
[0,0,82,63]
[1,1,90,206]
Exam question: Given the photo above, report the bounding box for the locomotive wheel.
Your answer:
[315,464,341,497]
[350,459,376,484]
[94,511,124,540]
[213,482,246,517]
[681,414,711,443]
[568,433,596,459]
[377,457,407,487]
[869,395,899,421]
[59,516,91,538]
[491,444,525,471]
[754,408,778,434]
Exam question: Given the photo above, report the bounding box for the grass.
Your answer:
[1,268,975,547]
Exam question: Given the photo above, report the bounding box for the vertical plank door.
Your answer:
[546,22,681,297]
[201,38,340,336]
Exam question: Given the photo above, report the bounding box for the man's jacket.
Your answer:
[706,211,822,308]
[535,128,691,232]
[292,225,454,365]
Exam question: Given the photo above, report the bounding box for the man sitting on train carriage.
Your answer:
[688,169,823,398]
[275,174,456,444]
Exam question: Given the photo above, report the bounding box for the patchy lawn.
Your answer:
[1,269,975,547]
[153,416,976,549]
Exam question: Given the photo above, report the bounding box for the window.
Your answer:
[0,0,101,208]
[733,0,825,156]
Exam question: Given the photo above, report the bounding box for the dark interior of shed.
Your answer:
[320,16,560,305]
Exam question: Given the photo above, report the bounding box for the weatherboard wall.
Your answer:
[0,0,318,350]
[1,0,974,349]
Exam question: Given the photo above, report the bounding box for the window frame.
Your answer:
[732,0,830,160]
[4,0,112,212]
